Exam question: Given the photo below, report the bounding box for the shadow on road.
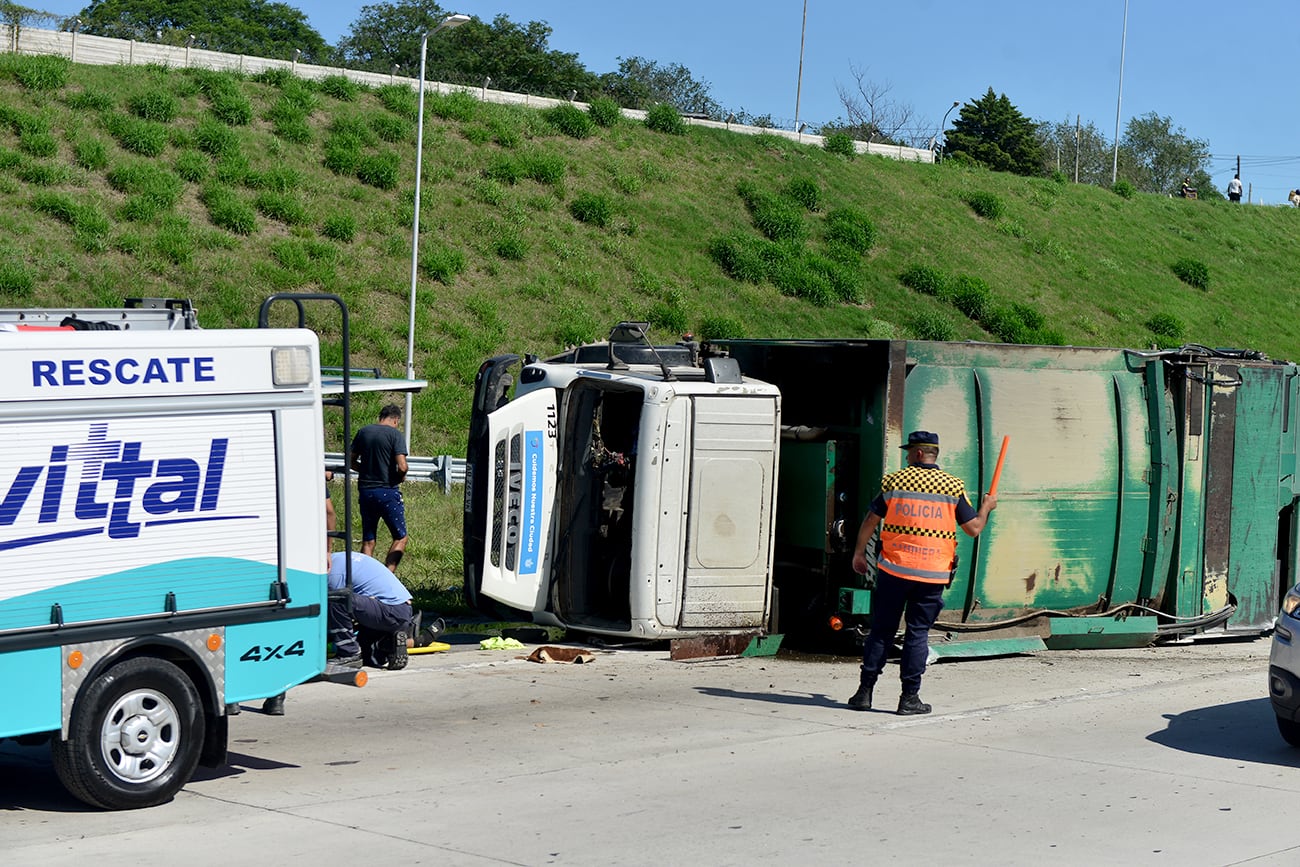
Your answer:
[0,742,88,812]
[0,741,301,809]
[1147,697,1300,767]
[694,686,844,708]
[190,751,300,782]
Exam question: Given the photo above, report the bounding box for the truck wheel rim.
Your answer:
[100,689,181,784]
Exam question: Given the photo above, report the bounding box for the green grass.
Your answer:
[10,61,1300,598]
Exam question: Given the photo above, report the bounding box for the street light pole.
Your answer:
[406,12,470,447]
[793,0,807,133]
[937,100,959,161]
[1111,0,1128,185]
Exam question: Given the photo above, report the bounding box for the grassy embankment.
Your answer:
[3,53,1299,610]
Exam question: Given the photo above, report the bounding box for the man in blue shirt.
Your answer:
[260,550,415,715]
[329,551,414,670]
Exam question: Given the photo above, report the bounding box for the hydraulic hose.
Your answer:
[935,602,1236,633]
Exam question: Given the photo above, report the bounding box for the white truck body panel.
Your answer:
[0,327,328,740]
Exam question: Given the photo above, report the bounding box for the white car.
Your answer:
[1269,583,1300,745]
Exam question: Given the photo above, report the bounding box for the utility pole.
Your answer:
[793,0,807,133]
[1074,114,1081,183]
[1112,0,1129,185]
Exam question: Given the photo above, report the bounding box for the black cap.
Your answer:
[900,430,940,449]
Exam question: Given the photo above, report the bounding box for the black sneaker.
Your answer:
[387,632,408,670]
[847,685,873,711]
[330,653,363,670]
[262,693,286,716]
[897,693,932,715]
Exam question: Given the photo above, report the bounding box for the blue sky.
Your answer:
[35,1,1300,204]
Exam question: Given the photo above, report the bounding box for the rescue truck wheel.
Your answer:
[51,657,204,810]
[1277,715,1300,748]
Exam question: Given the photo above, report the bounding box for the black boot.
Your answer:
[847,682,873,711]
[387,631,409,670]
[262,693,285,716]
[897,693,931,715]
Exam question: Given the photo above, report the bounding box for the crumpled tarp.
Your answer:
[479,636,526,651]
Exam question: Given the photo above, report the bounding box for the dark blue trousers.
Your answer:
[860,570,946,694]
[329,593,412,666]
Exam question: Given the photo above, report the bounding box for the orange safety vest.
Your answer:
[876,465,965,584]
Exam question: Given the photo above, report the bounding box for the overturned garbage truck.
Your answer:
[464,326,1299,655]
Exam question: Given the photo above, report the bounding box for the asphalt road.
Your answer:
[2,636,1296,866]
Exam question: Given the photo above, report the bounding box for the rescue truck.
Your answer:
[0,294,420,809]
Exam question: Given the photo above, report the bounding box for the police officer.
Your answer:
[847,431,997,715]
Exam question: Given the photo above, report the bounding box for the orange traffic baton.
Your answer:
[989,436,1009,497]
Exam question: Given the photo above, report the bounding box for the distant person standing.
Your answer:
[351,404,409,571]
[1227,174,1243,203]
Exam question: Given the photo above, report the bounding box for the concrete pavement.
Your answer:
[3,637,1298,865]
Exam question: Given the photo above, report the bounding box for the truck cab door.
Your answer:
[475,388,558,614]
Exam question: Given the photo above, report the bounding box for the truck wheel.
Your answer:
[1277,715,1300,748]
[51,657,204,810]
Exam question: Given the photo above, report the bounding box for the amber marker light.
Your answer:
[67,650,83,669]
[206,634,222,652]
[829,616,844,631]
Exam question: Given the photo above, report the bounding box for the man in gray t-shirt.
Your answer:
[350,404,409,570]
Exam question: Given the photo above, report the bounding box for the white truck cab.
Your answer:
[464,325,780,641]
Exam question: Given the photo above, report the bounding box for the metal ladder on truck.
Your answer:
[256,293,427,678]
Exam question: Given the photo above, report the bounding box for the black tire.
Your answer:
[51,657,204,810]
[1277,714,1300,748]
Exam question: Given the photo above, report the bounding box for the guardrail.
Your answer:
[325,453,466,493]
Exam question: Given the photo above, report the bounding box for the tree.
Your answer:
[338,2,598,100]
[1118,112,1211,196]
[334,0,440,71]
[73,0,330,62]
[598,56,721,117]
[442,15,597,100]
[831,64,922,147]
[1035,116,1112,185]
[943,87,1044,176]
[2,2,59,28]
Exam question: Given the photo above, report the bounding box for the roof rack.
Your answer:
[0,298,199,331]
